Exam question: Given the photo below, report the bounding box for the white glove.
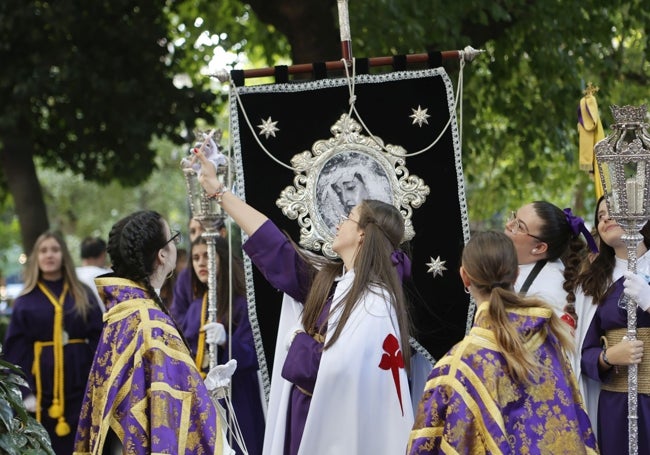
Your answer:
[23,394,37,413]
[204,359,238,398]
[202,322,227,346]
[623,270,650,311]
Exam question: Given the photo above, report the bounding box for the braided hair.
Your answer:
[529,201,591,321]
[106,210,185,337]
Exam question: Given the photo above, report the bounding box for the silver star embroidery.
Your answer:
[410,105,430,127]
[426,256,447,278]
[257,117,279,139]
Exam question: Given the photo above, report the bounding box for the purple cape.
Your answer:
[73,277,226,454]
[408,301,598,454]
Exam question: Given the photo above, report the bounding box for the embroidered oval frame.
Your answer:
[276,113,430,258]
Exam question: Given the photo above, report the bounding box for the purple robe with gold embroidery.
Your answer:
[73,277,226,455]
[408,301,599,455]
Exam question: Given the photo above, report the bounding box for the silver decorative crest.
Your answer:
[276,113,430,258]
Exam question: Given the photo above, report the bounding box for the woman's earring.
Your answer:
[464,286,470,294]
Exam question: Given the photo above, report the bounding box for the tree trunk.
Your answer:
[248,0,341,64]
[0,137,49,255]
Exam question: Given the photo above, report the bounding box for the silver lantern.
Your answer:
[595,104,650,455]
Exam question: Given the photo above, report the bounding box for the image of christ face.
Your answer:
[331,172,370,214]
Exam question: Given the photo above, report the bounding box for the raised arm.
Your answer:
[193,148,268,236]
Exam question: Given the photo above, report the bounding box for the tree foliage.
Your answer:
[0,0,216,252]
[346,0,649,224]
[37,137,190,243]
[0,0,648,257]
[207,0,648,224]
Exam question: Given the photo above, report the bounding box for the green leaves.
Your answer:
[0,354,55,455]
[0,0,648,252]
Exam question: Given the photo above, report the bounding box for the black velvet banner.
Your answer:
[228,68,471,386]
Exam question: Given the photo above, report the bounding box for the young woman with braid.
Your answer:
[73,210,233,455]
[407,231,598,454]
[505,201,598,332]
[193,147,414,455]
[3,231,104,455]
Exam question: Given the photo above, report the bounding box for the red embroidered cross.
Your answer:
[378,333,405,415]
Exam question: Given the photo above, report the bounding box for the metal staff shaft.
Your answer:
[181,129,229,371]
[203,230,221,370]
[622,229,640,455]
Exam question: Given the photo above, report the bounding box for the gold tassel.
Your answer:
[48,399,62,419]
[55,417,71,436]
[37,281,70,435]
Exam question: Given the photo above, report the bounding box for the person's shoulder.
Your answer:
[76,265,110,277]
[361,286,394,314]
[10,293,27,306]
[10,290,37,310]
[139,305,185,341]
[545,259,566,273]
[118,298,164,322]
[178,266,191,278]
[534,261,566,283]
[75,265,90,276]
[174,266,192,288]
[427,343,471,381]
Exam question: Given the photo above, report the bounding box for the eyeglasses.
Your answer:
[164,230,182,247]
[338,213,359,225]
[506,211,543,241]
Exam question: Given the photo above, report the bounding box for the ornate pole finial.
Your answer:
[460,46,486,62]
[610,104,648,126]
[583,82,599,96]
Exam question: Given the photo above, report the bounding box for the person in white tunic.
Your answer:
[505,201,597,329]
[193,147,415,455]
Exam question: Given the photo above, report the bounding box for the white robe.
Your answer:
[572,287,600,436]
[263,270,414,455]
[515,259,567,317]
